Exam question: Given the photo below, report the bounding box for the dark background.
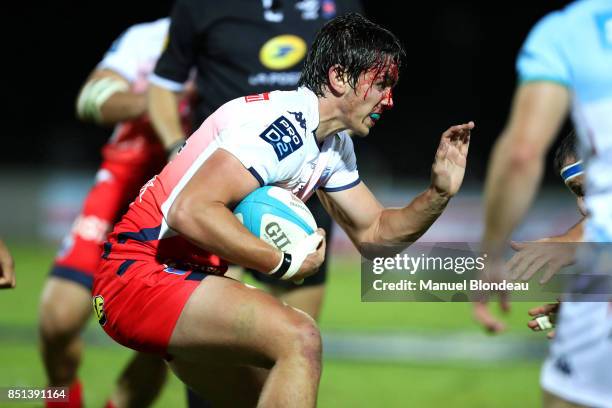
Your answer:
[7,0,573,183]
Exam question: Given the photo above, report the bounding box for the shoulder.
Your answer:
[219,89,316,132]
[107,18,168,55]
[331,131,356,156]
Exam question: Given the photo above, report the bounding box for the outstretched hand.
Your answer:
[527,302,560,339]
[472,254,510,334]
[431,122,474,197]
[0,240,15,289]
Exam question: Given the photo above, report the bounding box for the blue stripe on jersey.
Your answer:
[102,242,112,259]
[116,259,136,276]
[117,225,162,243]
[50,266,93,290]
[321,178,361,192]
[186,271,210,281]
[248,167,265,187]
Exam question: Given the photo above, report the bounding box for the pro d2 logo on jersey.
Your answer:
[93,295,107,326]
[259,115,303,160]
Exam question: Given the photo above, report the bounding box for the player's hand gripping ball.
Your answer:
[234,186,317,252]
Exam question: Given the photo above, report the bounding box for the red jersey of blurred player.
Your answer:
[50,19,192,286]
[40,18,192,408]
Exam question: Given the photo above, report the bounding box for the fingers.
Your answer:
[290,229,326,283]
[300,231,324,254]
[435,139,450,161]
[499,291,511,313]
[520,256,548,282]
[441,121,474,143]
[0,266,15,289]
[473,302,506,334]
[540,264,560,284]
[527,303,558,316]
[0,241,15,289]
[510,241,526,251]
[527,319,542,331]
[316,232,327,257]
[315,227,326,239]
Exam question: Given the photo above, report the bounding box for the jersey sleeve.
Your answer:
[516,11,571,86]
[150,0,196,91]
[97,27,142,83]
[321,133,360,192]
[217,122,282,187]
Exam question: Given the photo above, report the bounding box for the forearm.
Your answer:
[483,133,544,252]
[373,187,450,244]
[148,84,186,150]
[97,92,147,125]
[170,201,281,274]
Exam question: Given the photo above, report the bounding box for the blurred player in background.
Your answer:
[148,0,363,322]
[93,13,473,406]
[0,239,15,289]
[37,18,191,408]
[476,1,612,406]
[518,131,611,407]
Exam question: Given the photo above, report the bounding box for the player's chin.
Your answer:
[352,123,370,137]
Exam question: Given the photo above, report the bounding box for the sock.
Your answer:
[45,379,82,408]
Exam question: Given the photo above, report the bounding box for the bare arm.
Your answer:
[167,149,279,272]
[167,149,324,279]
[474,82,571,333]
[318,122,473,255]
[76,69,146,126]
[318,183,448,254]
[148,83,186,152]
[482,82,570,253]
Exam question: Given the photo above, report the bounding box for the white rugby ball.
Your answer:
[234,186,317,252]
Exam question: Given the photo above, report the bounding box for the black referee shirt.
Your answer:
[153,0,362,124]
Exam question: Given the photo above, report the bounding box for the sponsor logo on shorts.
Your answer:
[259,116,303,160]
[93,295,107,326]
[259,35,307,70]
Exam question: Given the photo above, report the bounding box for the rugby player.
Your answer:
[93,13,473,406]
[0,239,15,289]
[476,1,612,406]
[149,0,363,321]
[38,18,189,408]
[508,132,611,407]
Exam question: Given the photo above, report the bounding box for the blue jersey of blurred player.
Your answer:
[511,132,612,407]
[478,1,612,407]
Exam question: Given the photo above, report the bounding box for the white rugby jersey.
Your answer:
[98,18,169,93]
[516,0,612,240]
[106,87,360,265]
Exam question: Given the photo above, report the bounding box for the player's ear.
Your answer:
[327,65,348,96]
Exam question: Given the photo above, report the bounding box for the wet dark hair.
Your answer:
[298,13,405,96]
[553,130,578,175]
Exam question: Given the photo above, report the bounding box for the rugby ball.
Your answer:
[234,186,317,252]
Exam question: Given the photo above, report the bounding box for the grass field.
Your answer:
[0,243,545,407]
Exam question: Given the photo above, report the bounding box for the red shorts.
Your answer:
[50,142,165,289]
[92,258,210,356]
